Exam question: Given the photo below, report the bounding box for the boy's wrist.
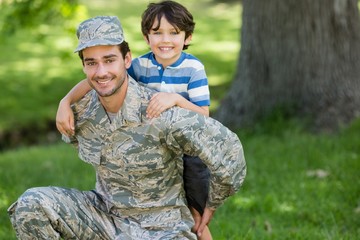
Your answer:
[173,93,183,106]
[60,96,72,105]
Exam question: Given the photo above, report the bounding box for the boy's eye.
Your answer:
[170,31,178,35]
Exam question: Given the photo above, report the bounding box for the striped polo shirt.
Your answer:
[128,52,210,107]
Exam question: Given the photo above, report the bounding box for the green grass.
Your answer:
[209,119,360,239]
[0,143,96,239]
[1,119,360,239]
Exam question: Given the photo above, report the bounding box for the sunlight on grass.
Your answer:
[0,191,9,210]
[233,195,256,209]
[208,2,242,21]
[278,202,295,213]
[17,41,45,54]
[12,57,48,73]
[210,73,234,86]
[192,40,239,57]
[53,36,76,50]
[7,57,78,81]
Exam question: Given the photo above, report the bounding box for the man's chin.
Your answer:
[96,87,120,98]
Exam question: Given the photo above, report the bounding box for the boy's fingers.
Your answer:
[56,122,65,136]
[189,207,201,232]
[197,208,214,237]
[56,120,73,137]
[69,116,75,135]
[197,220,206,237]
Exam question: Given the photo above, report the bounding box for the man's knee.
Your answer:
[9,186,58,220]
[8,187,63,239]
[19,187,53,207]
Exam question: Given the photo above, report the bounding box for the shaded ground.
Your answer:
[0,121,60,151]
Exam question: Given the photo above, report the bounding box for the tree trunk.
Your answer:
[215,0,360,132]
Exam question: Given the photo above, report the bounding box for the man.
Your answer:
[8,16,246,239]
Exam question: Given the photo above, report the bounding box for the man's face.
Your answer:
[82,45,131,97]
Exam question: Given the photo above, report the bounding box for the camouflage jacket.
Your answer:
[63,77,246,236]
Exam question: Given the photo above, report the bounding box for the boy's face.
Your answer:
[82,45,131,98]
[145,16,192,67]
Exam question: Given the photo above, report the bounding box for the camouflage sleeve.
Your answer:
[62,134,78,147]
[166,108,246,209]
[61,90,95,147]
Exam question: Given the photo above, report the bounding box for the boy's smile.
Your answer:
[146,16,191,68]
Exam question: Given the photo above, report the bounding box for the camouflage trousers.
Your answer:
[8,186,196,240]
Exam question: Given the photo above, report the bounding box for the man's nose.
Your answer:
[96,63,107,77]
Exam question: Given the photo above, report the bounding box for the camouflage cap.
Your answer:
[74,16,125,52]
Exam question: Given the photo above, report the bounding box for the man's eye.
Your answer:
[105,59,114,63]
[86,62,96,66]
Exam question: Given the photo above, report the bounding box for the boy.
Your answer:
[57,1,212,239]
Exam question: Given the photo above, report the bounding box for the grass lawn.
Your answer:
[1,0,359,239]
[1,119,360,239]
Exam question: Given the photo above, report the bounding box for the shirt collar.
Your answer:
[150,52,186,68]
[119,76,143,124]
[87,76,144,127]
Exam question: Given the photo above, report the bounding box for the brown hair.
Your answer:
[141,0,195,50]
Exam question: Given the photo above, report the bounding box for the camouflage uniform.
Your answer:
[8,15,246,240]
[8,77,246,239]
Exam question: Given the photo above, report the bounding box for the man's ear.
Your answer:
[125,51,132,69]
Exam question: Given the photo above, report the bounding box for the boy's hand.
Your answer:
[189,207,202,233]
[196,207,215,238]
[146,92,178,118]
[56,99,75,136]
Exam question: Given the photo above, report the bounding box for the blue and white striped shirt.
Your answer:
[128,52,210,106]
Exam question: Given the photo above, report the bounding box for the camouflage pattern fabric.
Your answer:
[74,16,125,53]
[8,77,246,239]
[8,187,193,239]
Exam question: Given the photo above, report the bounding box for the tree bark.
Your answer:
[215,0,360,132]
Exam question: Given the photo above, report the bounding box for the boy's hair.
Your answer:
[141,0,195,50]
[78,41,131,63]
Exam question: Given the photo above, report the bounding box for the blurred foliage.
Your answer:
[213,0,241,3]
[0,0,87,35]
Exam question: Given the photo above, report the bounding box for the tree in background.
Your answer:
[0,0,82,35]
[215,0,360,132]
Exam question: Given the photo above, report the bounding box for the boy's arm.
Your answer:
[56,79,91,136]
[146,92,209,118]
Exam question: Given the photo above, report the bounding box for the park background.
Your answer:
[0,0,359,239]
